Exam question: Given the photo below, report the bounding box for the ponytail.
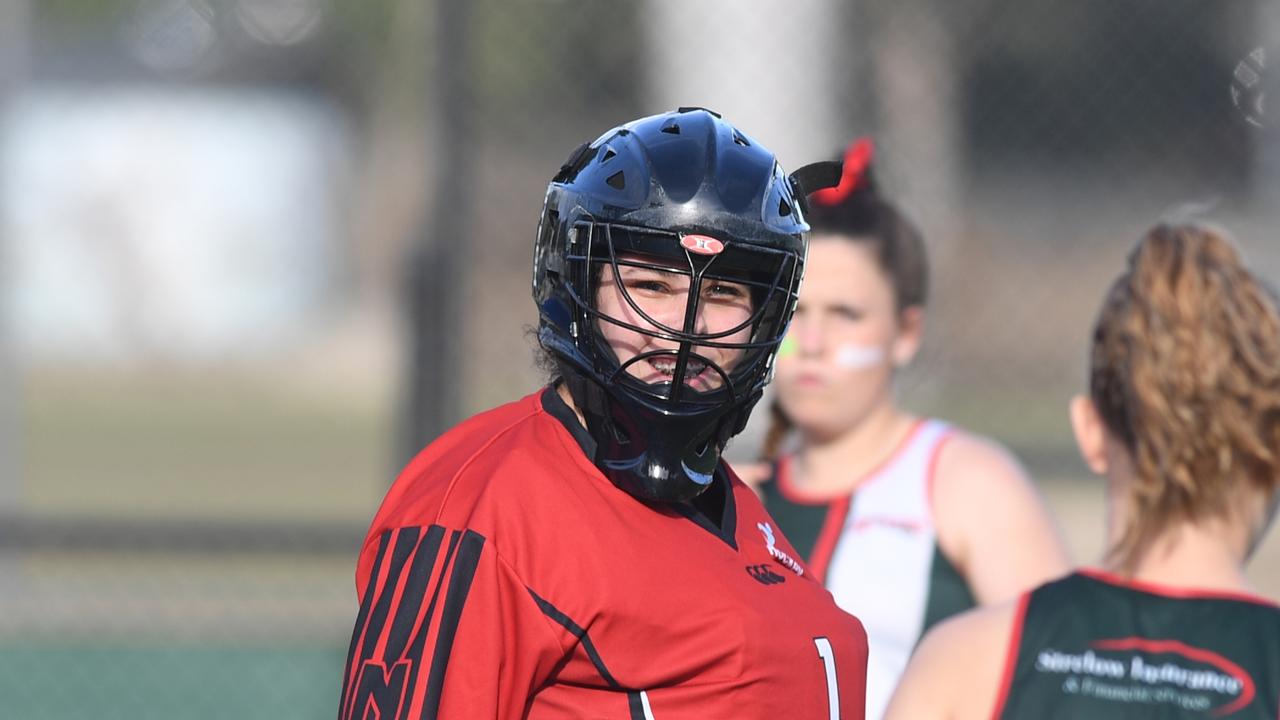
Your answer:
[1089,222,1280,571]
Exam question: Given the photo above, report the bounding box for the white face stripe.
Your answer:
[833,343,886,370]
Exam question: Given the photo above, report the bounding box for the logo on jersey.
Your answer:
[756,522,804,576]
[746,564,786,585]
[680,234,725,255]
[350,660,411,718]
[1033,638,1255,716]
[851,515,924,535]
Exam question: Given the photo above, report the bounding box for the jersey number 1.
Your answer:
[814,637,839,720]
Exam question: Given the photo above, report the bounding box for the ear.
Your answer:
[891,305,925,367]
[1069,394,1109,475]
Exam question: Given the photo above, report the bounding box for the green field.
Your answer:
[11,370,384,718]
[0,642,346,720]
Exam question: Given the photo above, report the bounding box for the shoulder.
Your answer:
[930,428,1043,516]
[370,390,591,537]
[929,427,1069,600]
[920,595,1025,659]
[887,595,1027,720]
[727,459,773,494]
[933,429,1029,491]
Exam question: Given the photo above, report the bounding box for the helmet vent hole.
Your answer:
[606,171,626,190]
[732,132,750,147]
[601,147,617,162]
[661,122,681,135]
[778,198,792,217]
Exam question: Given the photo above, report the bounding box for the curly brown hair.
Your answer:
[1089,222,1280,572]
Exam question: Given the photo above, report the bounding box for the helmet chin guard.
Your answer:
[559,371,745,503]
[533,108,822,503]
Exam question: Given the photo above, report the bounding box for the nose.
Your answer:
[652,293,694,334]
[794,315,825,357]
[692,296,712,336]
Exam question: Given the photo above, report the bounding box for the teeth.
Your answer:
[650,357,707,376]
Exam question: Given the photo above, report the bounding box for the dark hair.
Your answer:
[760,138,929,462]
[528,325,562,382]
[806,138,928,311]
[1090,222,1280,572]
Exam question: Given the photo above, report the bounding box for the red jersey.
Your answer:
[338,387,868,719]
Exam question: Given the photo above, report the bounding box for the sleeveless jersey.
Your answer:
[760,419,975,719]
[995,570,1280,719]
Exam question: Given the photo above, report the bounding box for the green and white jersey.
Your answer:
[995,570,1280,719]
[760,419,976,719]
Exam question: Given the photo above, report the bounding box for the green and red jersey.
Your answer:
[995,570,1280,719]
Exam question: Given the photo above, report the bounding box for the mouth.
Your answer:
[647,354,712,387]
[788,370,827,388]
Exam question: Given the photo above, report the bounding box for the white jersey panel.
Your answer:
[823,419,954,720]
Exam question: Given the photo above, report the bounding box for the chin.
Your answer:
[780,404,836,433]
[784,399,872,438]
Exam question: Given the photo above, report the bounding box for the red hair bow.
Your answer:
[811,137,875,207]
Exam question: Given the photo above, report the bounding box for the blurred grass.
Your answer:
[21,368,390,521]
[10,368,379,718]
[6,551,356,641]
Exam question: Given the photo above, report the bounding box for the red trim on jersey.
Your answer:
[776,419,927,505]
[775,455,816,504]
[807,496,852,583]
[990,591,1030,720]
[1092,637,1255,716]
[924,430,957,519]
[1079,568,1280,608]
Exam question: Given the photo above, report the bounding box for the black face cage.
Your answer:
[559,219,803,411]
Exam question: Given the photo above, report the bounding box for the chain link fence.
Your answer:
[4,0,1280,716]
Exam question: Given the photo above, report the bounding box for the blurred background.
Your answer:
[2,0,1280,716]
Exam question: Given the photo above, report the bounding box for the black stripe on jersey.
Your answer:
[626,690,648,720]
[527,587,623,689]
[339,529,390,716]
[421,529,484,720]
[527,589,651,719]
[398,528,461,720]
[360,526,421,663]
[385,525,446,661]
[340,527,419,719]
[339,526,488,720]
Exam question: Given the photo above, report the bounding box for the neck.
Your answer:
[792,398,916,496]
[1112,520,1253,593]
[556,381,588,427]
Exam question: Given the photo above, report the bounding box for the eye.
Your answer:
[628,279,671,295]
[705,282,747,300]
[833,304,864,321]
